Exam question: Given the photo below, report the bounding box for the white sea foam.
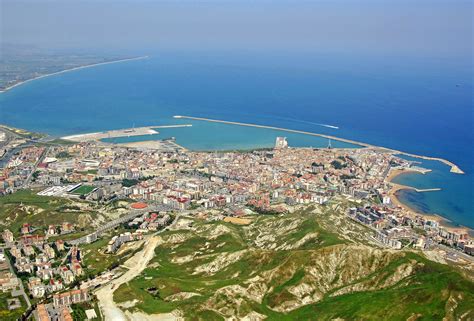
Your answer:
[272,116,339,130]
[317,123,339,129]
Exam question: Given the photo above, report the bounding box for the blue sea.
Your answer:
[0,51,472,228]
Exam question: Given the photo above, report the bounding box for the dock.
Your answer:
[62,126,159,142]
[118,139,187,152]
[61,124,192,142]
[392,151,464,174]
[413,188,441,192]
[174,115,464,174]
[173,115,370,147]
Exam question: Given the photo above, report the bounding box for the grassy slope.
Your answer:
[112,209,474,321]
[0,189,98,236]
[260,253,474,321]
[0,292,26,321]
[82,228,145,277]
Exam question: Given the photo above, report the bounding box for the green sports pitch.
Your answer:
[70,185,96,195]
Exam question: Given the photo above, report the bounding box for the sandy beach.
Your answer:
[386,168,472,235]
[386,168,419,210]
[0,56,149,93]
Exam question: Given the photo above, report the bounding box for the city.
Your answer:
[1,1,473,319]
[0,124,472,320]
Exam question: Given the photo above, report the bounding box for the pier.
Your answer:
[174,115,464,174]
[174,115,370,147]
[61,124,192,142]
[391,151,464,174]
[392,184,441,194]
[62,126,159,142]
[118,139,187,152]
[413,188,441,193]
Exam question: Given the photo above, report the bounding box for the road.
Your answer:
[95,214,180,321]
[1,247,31,308]
[95,236,163,321]
[435,243,474,264]
[69,205,171,245]
[24,146,49,187]
[0,141,36,168]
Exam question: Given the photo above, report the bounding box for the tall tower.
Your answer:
[275,137,288,149]
[327,139,332,149]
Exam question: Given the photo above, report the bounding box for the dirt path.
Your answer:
[95,235,162,321]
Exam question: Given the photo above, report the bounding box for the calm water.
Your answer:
[102,120,358,150]
[0,52,472,228]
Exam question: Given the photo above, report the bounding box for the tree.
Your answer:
[31,171,40,181]
[56,151,71,159]
[331,160,345,169]
[121,179,139,187]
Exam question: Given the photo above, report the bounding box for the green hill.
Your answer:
[113,205,474,320]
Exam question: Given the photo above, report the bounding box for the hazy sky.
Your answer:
[1,0,472,58]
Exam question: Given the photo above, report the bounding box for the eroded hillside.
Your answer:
[112,205,474,320]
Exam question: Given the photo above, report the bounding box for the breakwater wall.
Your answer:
[174,115,464,174]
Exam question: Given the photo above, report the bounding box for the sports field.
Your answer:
[70,185,96,195]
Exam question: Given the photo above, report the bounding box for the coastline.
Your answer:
[0,55,149,94]
[169,115,471,231]
[0,61,469,230]
[386,168,473,235]
[174,115,465,174]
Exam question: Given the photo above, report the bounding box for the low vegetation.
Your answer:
[0,125,45,140]
[0,292,26,321]
[82,230,145,277]
[55,151,71,158]
[0,189,99,236]
[112,205,474,320]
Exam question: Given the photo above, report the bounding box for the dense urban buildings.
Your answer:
[0,127,473,320]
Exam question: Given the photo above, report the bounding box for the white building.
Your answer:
[275,137,288,149]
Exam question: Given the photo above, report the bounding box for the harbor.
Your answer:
[173,115,465,174]
[61,124,192,142]
[118,139,187,152]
